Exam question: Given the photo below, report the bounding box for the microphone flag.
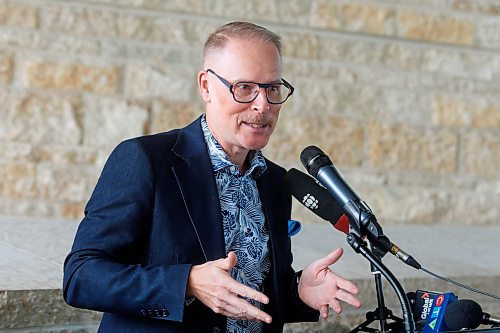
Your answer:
[414,290,457,332]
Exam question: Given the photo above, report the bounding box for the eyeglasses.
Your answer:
[206,69,294,105]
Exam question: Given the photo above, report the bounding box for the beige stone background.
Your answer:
[1,0,500,226]
[1,0,500,331]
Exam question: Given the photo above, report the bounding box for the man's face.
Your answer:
[199,38,283,157]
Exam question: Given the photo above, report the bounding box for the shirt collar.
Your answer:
[201,114,267,178]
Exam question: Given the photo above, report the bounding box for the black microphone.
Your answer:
[300,145,380,236]
[283,168,350,234]
[444,299,500,330]
[284,167,421,269]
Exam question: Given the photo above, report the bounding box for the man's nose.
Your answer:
[251,88,270,112]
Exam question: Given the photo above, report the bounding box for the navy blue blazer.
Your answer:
[63,116,318,332]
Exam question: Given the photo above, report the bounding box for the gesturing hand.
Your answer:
[187,251,272,324]
[298,248,362,319]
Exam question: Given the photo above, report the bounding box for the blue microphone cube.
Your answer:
[418,291,458,332]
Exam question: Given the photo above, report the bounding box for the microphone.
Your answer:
[408,290,458,332]
[408,290,500,332]
[444,299,500,330]
[283,168,349,234]
[283,168,421,269]
[300,145,376,234]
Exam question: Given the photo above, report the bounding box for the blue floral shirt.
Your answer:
[201,115,271,333]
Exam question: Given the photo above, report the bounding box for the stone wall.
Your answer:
[1,0,500,225]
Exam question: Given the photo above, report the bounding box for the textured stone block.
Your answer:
[36,34,101,56]
[367,121,458,173]
[462,131,500,178]
[316,37,424,71]
[281,31,319,59]
[126,46,200,64]
[312,1,396,36]
[126,63,196,99]
[421,48,495,80]
[0,52,13,84]
[22,60,121,94]
[339,3,396,36]
[311,0,342,30]
[0,92,82,145]
[215,0,278,22]
[266,114,364,166]
[275,0,312,26]
[433,95,500,129]
[0,30,99,55]
[42,4,215,45]
[450,192,500,225]
[364,186,451,224]
[42,5,123,38]
[0,162,37,199]
[477,18,500,49]
[0,142,33,162]
[33,145,100,166]
[60,201,87,220]
[0,1,38,29]
[398,10,474,45]
[420,130,459,174]
[78,0,217,15]
[452,0,500,15]
[82,96,149,146]
[36,164,93,202]
[150,99,202,133]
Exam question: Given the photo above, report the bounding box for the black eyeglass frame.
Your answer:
[206,69,294,105]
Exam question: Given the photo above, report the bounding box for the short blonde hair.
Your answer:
[203,21,282,65]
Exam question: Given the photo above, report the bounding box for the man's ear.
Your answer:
[198,70,211,103]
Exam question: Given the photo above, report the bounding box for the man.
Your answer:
[63,21,361,332]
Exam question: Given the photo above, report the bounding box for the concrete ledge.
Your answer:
[1,217,499,331]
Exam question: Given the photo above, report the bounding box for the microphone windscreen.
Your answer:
[300,146,331,177]
[284,168,347,232]
[444,299,483,330]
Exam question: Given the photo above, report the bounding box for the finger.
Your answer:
[310,248,344,272]
[319,305,329,319]
[336,278,360,295]
[329,298,342,314]
[215,251,238,271]
[334,289,362,308]
[226,279,269,304]
[224,292,272,323]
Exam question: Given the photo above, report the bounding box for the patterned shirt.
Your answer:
[201,115,271,333]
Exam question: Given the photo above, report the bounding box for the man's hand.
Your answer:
[187,251,272,324]
[298,248,362,319]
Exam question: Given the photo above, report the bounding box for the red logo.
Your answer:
[436,294,445,306]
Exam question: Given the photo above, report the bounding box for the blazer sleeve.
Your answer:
[63,139,190,322]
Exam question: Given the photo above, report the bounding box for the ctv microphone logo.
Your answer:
[302,194,319,210]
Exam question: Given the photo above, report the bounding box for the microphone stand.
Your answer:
[347,233,416,333]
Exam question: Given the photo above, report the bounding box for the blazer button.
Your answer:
[213,327,220,333]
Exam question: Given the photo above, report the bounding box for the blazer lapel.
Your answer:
[171,117,225,262]
[257,167,287,273]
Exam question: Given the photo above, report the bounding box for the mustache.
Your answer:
[240,114,275,126]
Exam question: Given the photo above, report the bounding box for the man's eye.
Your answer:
[269,85,280,92]
[238,84,253,91]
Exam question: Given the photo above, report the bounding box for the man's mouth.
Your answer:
[243,122,268,128]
